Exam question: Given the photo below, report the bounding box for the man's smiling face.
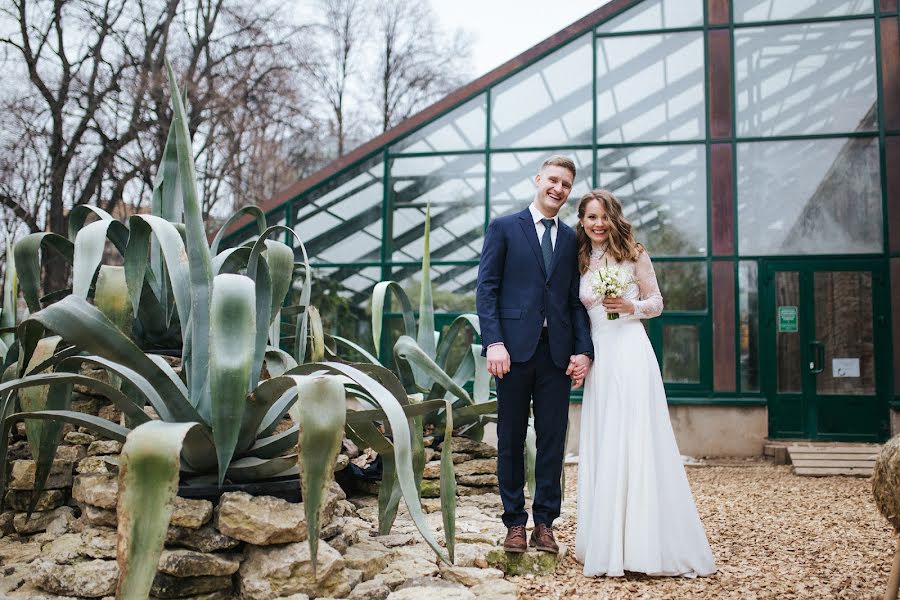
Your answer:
[533,164,574,218]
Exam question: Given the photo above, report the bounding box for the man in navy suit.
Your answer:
[476,155,593,554]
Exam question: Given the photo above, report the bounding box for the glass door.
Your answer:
[762,260,889,441]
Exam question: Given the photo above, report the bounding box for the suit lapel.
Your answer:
[517,210,547,277]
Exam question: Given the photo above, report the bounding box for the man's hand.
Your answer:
[486,344,511,379]
[566,354,591,388]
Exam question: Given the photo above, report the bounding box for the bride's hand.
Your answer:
[602,296,634,314]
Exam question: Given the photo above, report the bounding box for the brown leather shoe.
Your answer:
[530,523,559,553]
[503,525,527,553]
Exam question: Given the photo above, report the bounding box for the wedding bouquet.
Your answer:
[591,265,634,320]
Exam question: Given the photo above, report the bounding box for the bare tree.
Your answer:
[0,0,317,289]
[372,0,472,132]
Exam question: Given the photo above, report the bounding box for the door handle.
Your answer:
[809,340,825,374]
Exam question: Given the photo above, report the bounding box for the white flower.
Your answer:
[591,265,633,298]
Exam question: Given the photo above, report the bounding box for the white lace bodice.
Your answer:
[579,248,663,320]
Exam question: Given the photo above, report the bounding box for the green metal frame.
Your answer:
[222,0,897,418]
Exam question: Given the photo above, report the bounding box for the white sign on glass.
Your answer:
[832,358,860,378]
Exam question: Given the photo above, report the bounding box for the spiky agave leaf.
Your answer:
[71,220,130,299]
[13,232,73,313]
[115,421,202,600]
[295,375,346,579]
[415,204,435,388]
[1,239,18,351]
[370,282,416,360]
[94,266,133,337]
[440,401,457,563]
[208,274,255,484]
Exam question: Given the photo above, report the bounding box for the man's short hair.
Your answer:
[540,155,576,179]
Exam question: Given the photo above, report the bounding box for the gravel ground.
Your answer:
[513,461,895,599]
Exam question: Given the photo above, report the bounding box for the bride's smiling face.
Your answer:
[580,199,610,245]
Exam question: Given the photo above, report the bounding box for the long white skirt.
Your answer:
[575,313,717,578]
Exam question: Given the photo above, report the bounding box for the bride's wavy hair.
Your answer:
[575,189,642,274]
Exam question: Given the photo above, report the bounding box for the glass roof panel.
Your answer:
[735,21,877,137]
[391,94,487,154]
[598,0,703,33]
[734,0,872,23]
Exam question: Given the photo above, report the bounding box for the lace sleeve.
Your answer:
[629,250,663,320]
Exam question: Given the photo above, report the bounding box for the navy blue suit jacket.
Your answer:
[476,208,593,370]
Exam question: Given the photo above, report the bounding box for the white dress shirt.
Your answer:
[528,203,558,250]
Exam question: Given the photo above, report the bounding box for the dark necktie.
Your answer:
[540,218,554,273]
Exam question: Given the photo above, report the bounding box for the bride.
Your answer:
[573,189,716,578]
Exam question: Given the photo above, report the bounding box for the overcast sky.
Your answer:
[431,1,610,76]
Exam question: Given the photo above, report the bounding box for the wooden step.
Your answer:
[786,444,880,478]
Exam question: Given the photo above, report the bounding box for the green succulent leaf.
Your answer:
[115,421,202,600]
[94,266,133,336]
[166,60,214,415]
[525,420,537,499]
[71,219,129,299]
[394,336,471,404]
[247,424,298,459]
[208,274,256,484]
[225,455,298,482]
[440,403,457,563]
[307,306,325,362]
[295,375,346,579]
[14,232,74,313]
[370,282,416,360]
[415,204,436,387]
[1,239,19,349]
[327,335,379,364]
[209,206,266,256]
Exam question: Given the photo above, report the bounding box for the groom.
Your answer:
[476,155,593,554]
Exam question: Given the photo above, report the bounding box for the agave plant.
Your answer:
[0,62,457,599]
[0,239,19,371]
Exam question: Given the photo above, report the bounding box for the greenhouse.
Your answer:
[224,0,900,455]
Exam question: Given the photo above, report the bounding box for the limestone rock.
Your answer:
[342,540,393,580]
[371,533,415,548]
[70,395,104,415]
[469,578,518,599]
[423,448,437,463]
[438,564,504,587]
[456,474,498,487]
[87,440,123,456]
[31,559,119,598]
[8,459,74,490]
[372,553,439,590]
[76,456,119,475]
[349,579,391,600]
[453,458,496,477]
[334,453,350,472]
[387,585,473,599]
[148,592,232,600]
[170,497,213,529]
[97,404,122,424]
[485,545,566,576]
[451,543,496,568]
[55,445,87,463]
[4,489,65,512]
[217,482,343,546]
[0,539,43,564]
[45,529,118,563]
[239,540,347,600]
[157,549,240,578]
[216,491,307,545]
[13,506,75,535]
[422,461,441,479]
[418,479,440,498]
[457,485,498,497]
[0,510,15,535]
[150,573,232,599]
[438,437,497,459]
[72,473,118,509]
[166,523,241,553]
[82,505,117,528]
[64,431,96,445]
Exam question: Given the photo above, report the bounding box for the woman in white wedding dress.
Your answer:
[573,189,716,578]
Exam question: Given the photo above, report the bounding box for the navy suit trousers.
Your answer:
[495,332,570,528]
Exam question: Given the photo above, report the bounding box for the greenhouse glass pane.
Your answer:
[735,21,877,137]
[391,264,479,313]
[391,94,487,154]
[596,144,707,256]
[654,261,707,311]
[662,324,701,383]
[597,32,705,143]
[309,266,381,345]
[489,150,593,226]
[292,156,383,264]
[734,0,872,23]
[737,137,882,255]
[491,34,593,148]
[597,0,703,33]
[739,261,760,393]
[390,155,486,262]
